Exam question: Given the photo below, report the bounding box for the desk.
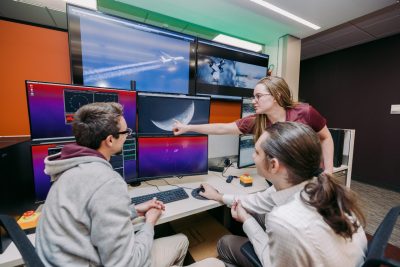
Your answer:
[0,168,268,267]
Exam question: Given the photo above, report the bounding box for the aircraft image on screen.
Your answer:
[151,101,194,131]
[197,55,266,89]
[84,52,184,83]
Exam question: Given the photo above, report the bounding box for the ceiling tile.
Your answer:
[354,6,400,38]
[316,24,375,49]
[301,39,335,60]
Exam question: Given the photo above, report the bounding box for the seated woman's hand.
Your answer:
[231,200,251,223]
[135,198,165,217]
[200,183,222,201]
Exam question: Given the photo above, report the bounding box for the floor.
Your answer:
[350,179,400,248]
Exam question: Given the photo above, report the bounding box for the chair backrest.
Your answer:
[240,241,263,267]
[0,214,44,267]
[362,205,400,267]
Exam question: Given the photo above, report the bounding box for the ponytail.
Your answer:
[301,172,365,239]
[262,122,365,239]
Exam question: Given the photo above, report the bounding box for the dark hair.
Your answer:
[254,76,297,142]
[261,121,365,239]
[72,102,123,149]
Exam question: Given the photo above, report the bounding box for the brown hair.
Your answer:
[72,102,123,149]
[261,121,365,239]
[254,76,297,141]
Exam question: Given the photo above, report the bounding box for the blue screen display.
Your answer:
[68,5,195,94]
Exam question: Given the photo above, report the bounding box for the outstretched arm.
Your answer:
[318,126,334,174]
[172,120,242,135]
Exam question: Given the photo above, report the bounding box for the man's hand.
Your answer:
[231,200,251,223]
[200,183,222,202]
[135,198,165,217]
[172,119,188,135]
[145,208,163,225]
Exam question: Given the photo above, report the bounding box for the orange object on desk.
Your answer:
[17,210,41,230]
[240,174,253,187]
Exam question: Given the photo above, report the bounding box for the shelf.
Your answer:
[333,165,348,173]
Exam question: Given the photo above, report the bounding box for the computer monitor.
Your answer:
[0,137,35,215]
[238,135,255,168]
[241,97,255,118]
[196,39,269,99]
[67,5,196,94]
[26,81,136,142]
[31,137,137,201]
[137,136,208,181]
[26,81,138,200]
[137,92,210,136]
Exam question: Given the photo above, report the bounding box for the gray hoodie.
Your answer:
[35,144,154,267]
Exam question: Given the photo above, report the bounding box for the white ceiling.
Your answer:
[0,0,399,60]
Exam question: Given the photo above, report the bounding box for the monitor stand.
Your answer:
[129,181,141,187]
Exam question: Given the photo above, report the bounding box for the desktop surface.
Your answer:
[0,168,267,267]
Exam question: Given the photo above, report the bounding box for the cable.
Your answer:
[162,178,196,190]
[221,161,236,177]
[144,181,162,192]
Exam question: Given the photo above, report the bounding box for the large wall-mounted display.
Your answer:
[68,5,196,94]
[196,39,269,98]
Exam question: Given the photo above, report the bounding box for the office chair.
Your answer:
[240,241,262,267]
[0,214,44,267]
[240,205,400,267]
[362,205,400,267]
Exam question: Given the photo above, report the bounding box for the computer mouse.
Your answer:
[191,186,208,200]
[226,175,235,183]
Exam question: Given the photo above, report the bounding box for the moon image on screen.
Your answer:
[151,101,195,131]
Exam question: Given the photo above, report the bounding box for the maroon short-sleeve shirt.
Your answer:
[235,103,327,134]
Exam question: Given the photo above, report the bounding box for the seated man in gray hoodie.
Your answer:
[35,102,196,267]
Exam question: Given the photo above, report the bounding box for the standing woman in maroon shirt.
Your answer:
[172,76,334,173]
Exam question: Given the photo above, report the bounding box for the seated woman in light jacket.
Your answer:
[201,121,367,267]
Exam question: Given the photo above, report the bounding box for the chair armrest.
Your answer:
[0,215,44,267]
[240,241,262,267]
[363,258,400,267]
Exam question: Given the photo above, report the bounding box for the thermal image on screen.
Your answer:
[138,136,208,179]
[197,55,266,89]
[26,81,136,141]
[138,93,210,135]
[69,6,193,93]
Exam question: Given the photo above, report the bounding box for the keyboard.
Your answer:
[131,187,189,205]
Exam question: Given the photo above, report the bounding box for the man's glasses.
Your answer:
[117,128,133,136]
[252,93,271,101]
